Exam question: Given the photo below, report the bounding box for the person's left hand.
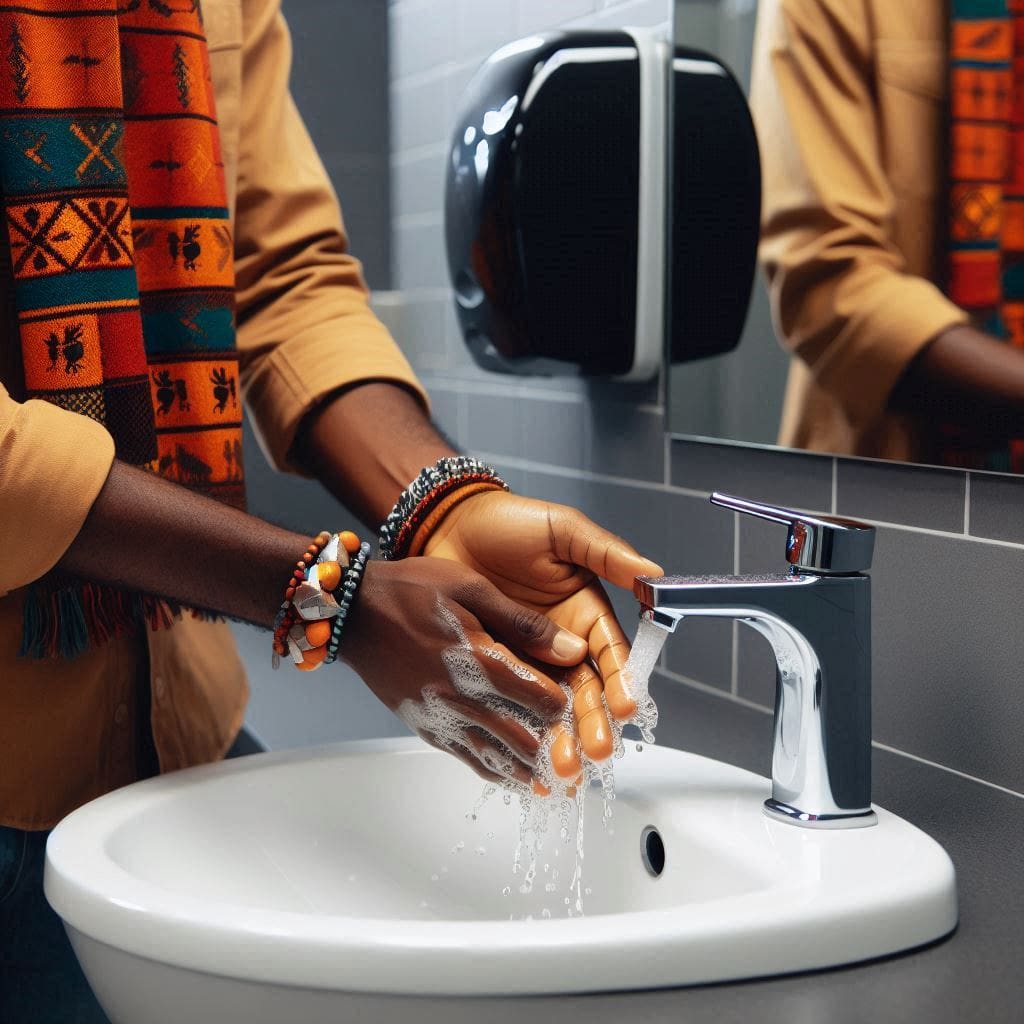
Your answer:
[423,490,663,773]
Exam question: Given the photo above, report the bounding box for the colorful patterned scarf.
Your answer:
[0,0,243,658]
[947,0,1024,471]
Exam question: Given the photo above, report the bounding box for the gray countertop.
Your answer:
[349,678,1024,1024]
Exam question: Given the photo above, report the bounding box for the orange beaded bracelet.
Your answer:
[271,530,363,671]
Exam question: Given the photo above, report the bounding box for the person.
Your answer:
[0,0,662,1018]
[752,0,1024,472]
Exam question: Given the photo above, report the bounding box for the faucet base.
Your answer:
[764,799,878,830]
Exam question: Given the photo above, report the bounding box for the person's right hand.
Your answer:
[341,558,590,786]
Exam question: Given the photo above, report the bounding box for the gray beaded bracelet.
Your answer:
[323,541,371,664]
[378,456,507,560]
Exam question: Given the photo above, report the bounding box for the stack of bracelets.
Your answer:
[272,456,507,672]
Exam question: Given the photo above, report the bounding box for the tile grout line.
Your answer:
[657,671,1024,802]
[872,742,1024,802]
[964,472,971,536]
[731,512,740,696]
[469,452,1024,552]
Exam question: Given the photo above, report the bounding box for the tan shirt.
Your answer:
[751,0,970,462]
[0,0,426,829]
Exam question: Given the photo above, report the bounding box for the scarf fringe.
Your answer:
[19,581,221,661]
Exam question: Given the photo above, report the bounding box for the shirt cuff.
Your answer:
[0,400,115,594]
[811,274,970,429]
[241,313,431,473]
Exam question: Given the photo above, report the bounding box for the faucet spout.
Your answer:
[635,571,875,829]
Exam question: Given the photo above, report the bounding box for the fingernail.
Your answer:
[553,629,587,660]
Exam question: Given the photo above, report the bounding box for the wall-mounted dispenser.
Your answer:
[444,29,760,380]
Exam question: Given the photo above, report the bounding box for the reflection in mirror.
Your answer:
[668,0,787,447]
[668,0,1024,476]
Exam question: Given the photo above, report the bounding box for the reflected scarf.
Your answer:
[0,0,243,658]
[947,0,1024,470]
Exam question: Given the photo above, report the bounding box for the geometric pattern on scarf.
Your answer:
[948,0,1024,471]
[0,0,243,656]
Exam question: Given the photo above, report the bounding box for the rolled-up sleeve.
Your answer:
[751,0,968,428]
[0,385,114,595]
[233,0,428,473]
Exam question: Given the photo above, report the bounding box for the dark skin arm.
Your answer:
[889,324,1024,439]
[55,383,590,783]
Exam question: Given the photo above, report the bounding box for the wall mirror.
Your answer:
[668,0,787,451]
[668,0,1023,475]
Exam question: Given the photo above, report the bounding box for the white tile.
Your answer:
[395,219,448,289]
[593,0,671,28]
[392,146,447,219]
[391,72,450,151]
[456,0,518,63]
[390,0,458,80]
[517,0,596,33]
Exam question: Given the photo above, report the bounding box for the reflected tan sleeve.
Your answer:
[0,386,114,595]
[232,0,428,473]
[751,0,968,428]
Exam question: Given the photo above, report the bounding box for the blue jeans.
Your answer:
[0,825,111,1023]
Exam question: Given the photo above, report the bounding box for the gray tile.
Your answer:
[390,292,449,374]
[522,398,586,470]
[663,618,734,693]
[648,672,773,778]
[969,471,1024,544]
[521,468,592,511]
[670,438,832,511]
[426,387,459,444]
[587,402,665,483]
[738,515,786,574]
[241,416,362,534]
[465,391,523,458]
[735,626,778,709]
[866,526,1024,793]
[837,458,965,532]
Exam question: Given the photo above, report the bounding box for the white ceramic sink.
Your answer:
[45,737,957,1022]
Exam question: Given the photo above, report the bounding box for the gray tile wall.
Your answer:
[386,0,1024,804]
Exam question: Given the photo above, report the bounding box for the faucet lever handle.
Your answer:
[710,492,875,574]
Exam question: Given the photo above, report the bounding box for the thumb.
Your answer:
[550,506,663,590]
[459,577,588,666]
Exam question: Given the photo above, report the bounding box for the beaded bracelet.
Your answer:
[379,456,508,561]
[271,530,363,671]
[323,541,371,664]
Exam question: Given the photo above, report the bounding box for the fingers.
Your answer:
[548,506,663,589]
[548,722,584,779]
[456,575,588,667]
[438,690,541,764]
[589,611,637,721]
[473,640,566,720]
[566,663,614,762]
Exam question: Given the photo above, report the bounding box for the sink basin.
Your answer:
[45,737,957,1021]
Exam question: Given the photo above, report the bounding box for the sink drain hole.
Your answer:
[640,826,665,877]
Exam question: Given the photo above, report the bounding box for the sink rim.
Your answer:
[44,737,959,996]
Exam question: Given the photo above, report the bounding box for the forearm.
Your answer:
[58,460,308,629]
[297,381,456,528]
[889,324,1024,436]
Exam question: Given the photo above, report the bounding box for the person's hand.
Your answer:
[422,491,663,768]
[341,557,591,785]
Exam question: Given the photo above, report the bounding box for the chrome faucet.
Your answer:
[634,492,877,829]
